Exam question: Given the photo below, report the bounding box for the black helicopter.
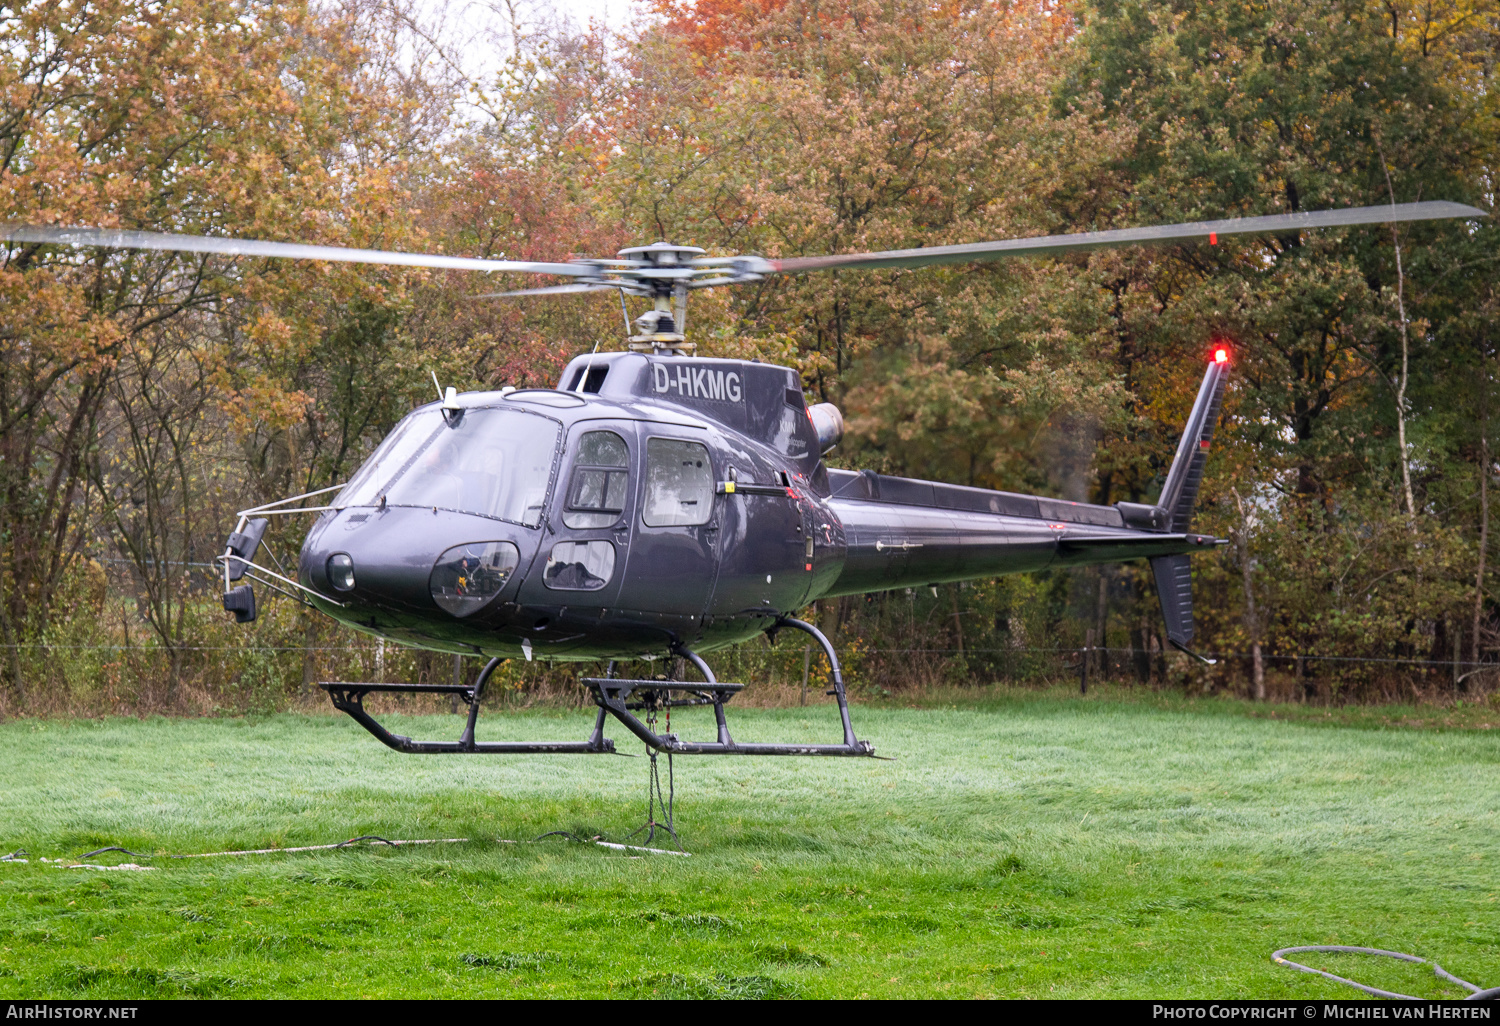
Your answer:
[4,201,1484,759]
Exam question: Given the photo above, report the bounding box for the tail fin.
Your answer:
[1150,348,1231,657]
[1157,348,1232,533]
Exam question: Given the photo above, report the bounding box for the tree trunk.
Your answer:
[1473,409,1489,675]
[0,589,23,704]
[950,585,964,656]
[1094,568,1108,676]
[1453,622,1463,691]
[1383,155,1418,523]
[301,612,318,696]
[1232,488,1265,701]
[1432,617,1450,677]
[1252,640,1265,702]
[1130,624,1151,684]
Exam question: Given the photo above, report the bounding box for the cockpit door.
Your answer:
[612,430,721,639]
[517,421,635,612]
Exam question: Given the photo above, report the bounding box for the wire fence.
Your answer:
[1,641,1492,672]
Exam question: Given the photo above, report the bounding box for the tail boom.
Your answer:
[815,351,1231,655]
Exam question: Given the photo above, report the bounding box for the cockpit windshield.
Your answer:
[333,408,560,527]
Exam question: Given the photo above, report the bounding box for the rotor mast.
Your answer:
[620,242,703,356]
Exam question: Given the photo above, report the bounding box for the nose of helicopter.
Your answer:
[299,507,538,618]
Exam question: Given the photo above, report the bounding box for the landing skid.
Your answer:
[319,617,875,757]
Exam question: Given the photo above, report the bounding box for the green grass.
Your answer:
[0,690,1496,998]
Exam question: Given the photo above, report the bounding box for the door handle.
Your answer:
[717,481,794,497]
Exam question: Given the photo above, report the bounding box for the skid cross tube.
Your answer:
[775,617,860,748]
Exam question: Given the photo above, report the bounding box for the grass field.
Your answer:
[0,688,1496,999]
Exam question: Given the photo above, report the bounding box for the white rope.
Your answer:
[592,840,690,857]
[1273,946,1499,1001]
[2,835,688,866]
[172,837,468,858]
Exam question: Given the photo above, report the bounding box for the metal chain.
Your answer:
[622,693,683,851]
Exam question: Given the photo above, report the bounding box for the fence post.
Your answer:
[800,644,812,706]
[1081,629,1093,694]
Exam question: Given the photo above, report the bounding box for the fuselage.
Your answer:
[298,351,1212,662]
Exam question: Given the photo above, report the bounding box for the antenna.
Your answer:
[432,370,460,418]
[575,338,602,393]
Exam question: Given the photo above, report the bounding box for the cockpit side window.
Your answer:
[642,437,713,527]
[563,430,630,529]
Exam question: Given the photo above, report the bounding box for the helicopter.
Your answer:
[3,200,1485,759]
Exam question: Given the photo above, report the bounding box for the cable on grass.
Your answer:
[173,837,467,858]
[333,835,397,849]
[1273,946,1499,1000]
[1,833,687,866]
[79,846,150,861]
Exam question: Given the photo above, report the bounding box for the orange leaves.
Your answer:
[651,0,789,60]
[653,0,1074,65]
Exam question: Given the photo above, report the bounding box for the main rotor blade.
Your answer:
[476,283,627,297]
[0,223,585,276]
[767,201,1488,274]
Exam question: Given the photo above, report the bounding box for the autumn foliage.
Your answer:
[1,0,1497,711]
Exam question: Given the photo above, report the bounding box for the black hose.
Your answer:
[333,835,397,848]
[78,846,149,861]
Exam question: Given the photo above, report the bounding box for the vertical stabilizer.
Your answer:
[1151,349,1231,659]
[1157,350,1232,532]
[1151,553,1194,647]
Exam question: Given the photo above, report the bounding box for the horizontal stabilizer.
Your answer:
[1056,532,1221,565]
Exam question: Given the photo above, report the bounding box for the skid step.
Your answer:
[581,678,745,692]
[582,677,744,711]
[318,681,476,696]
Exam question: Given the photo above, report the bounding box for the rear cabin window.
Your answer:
[642,438,713,527]
[563,431,630,529]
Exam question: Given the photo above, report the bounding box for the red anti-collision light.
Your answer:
[1214,347,1230,364]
